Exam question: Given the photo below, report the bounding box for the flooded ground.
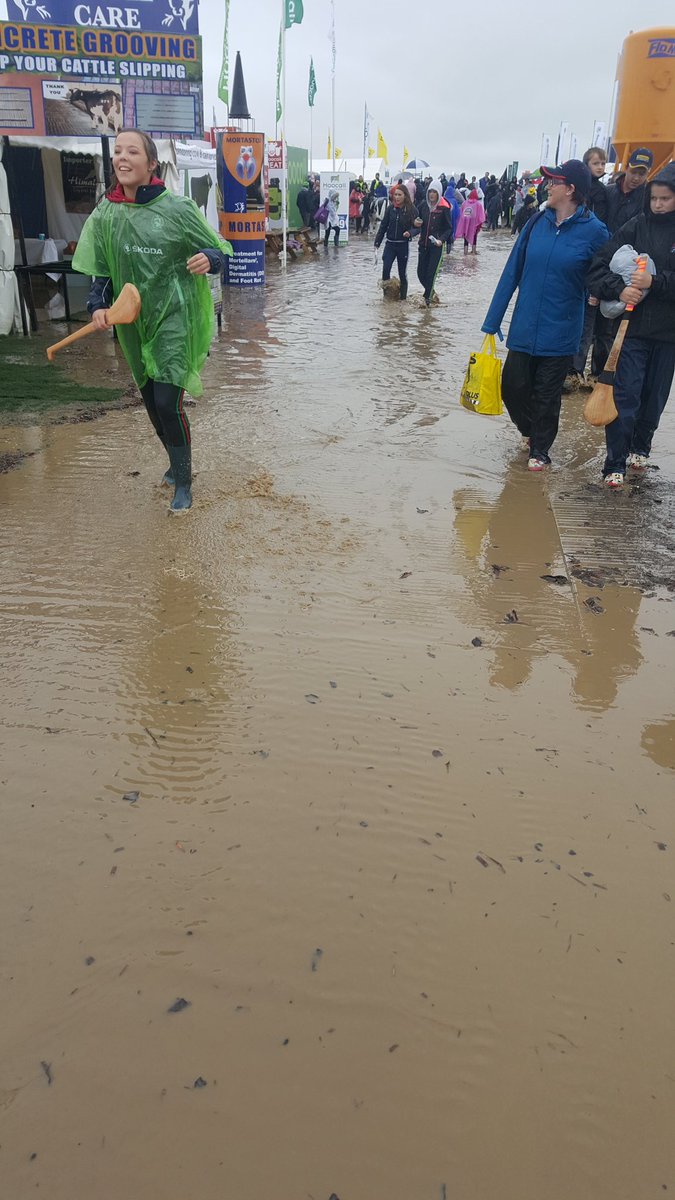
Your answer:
[1,232,674,1200]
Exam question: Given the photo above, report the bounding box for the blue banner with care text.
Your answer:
[1,0,199,35]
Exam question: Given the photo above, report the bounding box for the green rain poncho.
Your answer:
[73,191,232,396]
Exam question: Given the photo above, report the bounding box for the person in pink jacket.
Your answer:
[455,188,486,254]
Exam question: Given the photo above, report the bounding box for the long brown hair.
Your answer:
[392,185,412,214]
[106,128,159,197]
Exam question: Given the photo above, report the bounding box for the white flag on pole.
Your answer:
[556,121,570,163]
[591,120,608,151]
[540,132,553,165]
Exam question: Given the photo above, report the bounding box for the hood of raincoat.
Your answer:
[469,189,479,202]
[652,163,675,192]
[426,180,443,211]
[72,189,232,397]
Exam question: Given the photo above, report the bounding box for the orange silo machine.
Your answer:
[610,27,672,175]
[610,28,675,177]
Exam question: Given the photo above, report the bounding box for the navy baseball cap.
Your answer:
[540,160,592,198]
[627,147,653,170]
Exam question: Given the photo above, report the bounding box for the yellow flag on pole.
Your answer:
[335,147,342,160]
[377,128,388,164]
[403,146,410,165]
[327,131,331,158]
[367,147,375,158]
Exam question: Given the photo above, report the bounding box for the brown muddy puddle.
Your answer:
[1,234,675,1200]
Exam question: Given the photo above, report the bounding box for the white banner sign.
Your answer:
[540,132,553,166]
[320,171,350,240]
[591,120,608,151]
[557,121,570,163]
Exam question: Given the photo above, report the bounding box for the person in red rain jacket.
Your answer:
[349,185,363,233]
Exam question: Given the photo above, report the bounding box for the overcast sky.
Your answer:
[200,0,673,175]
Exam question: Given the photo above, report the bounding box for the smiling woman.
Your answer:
[482,158,609,472]
[72,127,233,514]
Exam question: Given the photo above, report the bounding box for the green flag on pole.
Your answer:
[284,0,304,29]
[308,57,317,107]
[217,0,230,105]
[276,23,283,124]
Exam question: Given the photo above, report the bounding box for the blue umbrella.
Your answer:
[405,158,429,170]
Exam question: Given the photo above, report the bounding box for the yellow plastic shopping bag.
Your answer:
[459,335,503,416]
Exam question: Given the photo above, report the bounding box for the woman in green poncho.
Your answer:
[73,128,232,513]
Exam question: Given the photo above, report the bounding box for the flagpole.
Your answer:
[310,104,313,174]
[281,0,287,270]
[362,101,366,177]
[330,0,336,171]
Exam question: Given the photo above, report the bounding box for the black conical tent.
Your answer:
[229,52,251,120]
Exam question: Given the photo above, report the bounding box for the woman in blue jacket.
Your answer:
[482,160,608,472]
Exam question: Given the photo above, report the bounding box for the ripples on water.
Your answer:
[1,233,674,1200]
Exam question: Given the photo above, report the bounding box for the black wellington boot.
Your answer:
[167,444,192,513]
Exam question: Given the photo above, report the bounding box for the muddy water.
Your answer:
[1,234,675,1200]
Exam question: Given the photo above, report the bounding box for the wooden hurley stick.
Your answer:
[46,284,141,362]
[584,255,648,428]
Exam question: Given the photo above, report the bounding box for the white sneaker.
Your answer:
[527,456,548,473]
[605,472,624,489]
[627,453,648,471]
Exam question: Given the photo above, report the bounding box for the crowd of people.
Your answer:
[72,126,675,511]
[482,147,675,486]
[296,147,675,489]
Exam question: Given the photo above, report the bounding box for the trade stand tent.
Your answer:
[311,157,387,182]
[0,139,20,334]
[1,136,179,332]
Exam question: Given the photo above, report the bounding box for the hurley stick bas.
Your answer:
[46,284,141,362]
[584,254,648,428]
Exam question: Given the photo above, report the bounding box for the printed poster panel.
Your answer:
[0,0,199,34]
[217,130,265,288]
[320,171,349,240]
[175,139,218,232]
[60,149,97,211]
[266,141,308,232]
[266,138,285,233]
[0,21,203,136]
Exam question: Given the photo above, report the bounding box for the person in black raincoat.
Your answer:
[414,179,453,305]
[374,184,419,300]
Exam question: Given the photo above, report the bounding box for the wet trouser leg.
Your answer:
[603,338,675,476]
[397,244,410,298]
[140,380,163,442]
[502,351,571,461]
[141,379,190,448]
[572,302,598,376]
[324,225,330,248]
[591,313,618,378]
[417,244,443,299]
[381,242,396,280]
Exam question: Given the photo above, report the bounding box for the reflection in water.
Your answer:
[453,460,643,711]
[642,719,675,769]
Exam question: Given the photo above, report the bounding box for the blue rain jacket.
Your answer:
[482,205,609,356]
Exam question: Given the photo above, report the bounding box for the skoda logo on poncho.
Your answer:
[123,243,164,256]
